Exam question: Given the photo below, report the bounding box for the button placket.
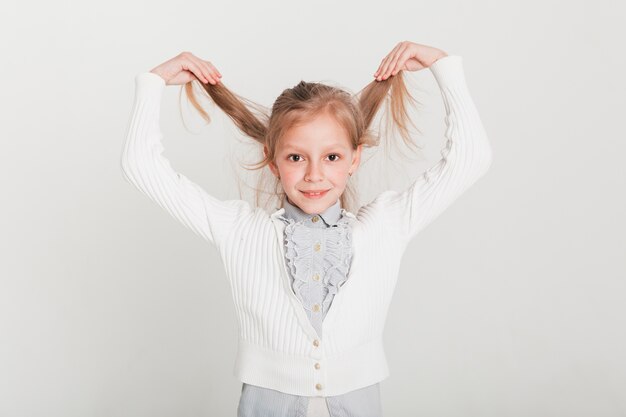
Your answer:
[281,207,345,395]
[311,338,325,391]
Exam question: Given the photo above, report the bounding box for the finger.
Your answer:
[197,59,214,80]
[198,59,220,81]
[180,53,208,82]
[388,45,409,77]
[206,63,222,83]
[197,58,217,84]
[206,61,222,78]
[375,49,395,78]
[377,42,403,80]
[199,60,220,83]
[391,48,411,76]
[374,56,388,77]
[384,43,408,79]
[375,44,399,77]
[189,57,218,84]
[376,55,394,80]
[187,60,215,84]
[184,53,217,84]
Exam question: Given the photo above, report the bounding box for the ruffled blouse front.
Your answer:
[240,197,382,416]
[278,197,353,338]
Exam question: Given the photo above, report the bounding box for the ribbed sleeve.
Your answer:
[117,58,493,398]
[120,72,254,249]
[369,55,493,244]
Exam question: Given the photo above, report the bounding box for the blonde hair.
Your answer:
[182,70,423,214]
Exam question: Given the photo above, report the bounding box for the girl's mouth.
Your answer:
[300,189,329,199]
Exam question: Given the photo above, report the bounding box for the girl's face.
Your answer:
[267,112,362,214]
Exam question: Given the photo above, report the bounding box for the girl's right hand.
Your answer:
[149,51,222,86]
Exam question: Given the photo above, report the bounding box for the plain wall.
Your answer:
[0,0,624,416]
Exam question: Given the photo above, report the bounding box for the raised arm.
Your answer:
[370,54,493,245]
[120,71,253,248]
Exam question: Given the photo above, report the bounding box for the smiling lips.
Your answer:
[300,189,329,199]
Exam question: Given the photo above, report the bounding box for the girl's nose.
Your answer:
[305,163,324,182]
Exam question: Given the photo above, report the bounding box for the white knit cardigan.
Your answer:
[120,54,493,397]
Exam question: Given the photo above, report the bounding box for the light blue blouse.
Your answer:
[237,197,384,417]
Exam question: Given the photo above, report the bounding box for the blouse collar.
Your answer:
[281,195,342,227]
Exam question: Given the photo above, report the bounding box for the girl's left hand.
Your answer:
[374,41,448,81]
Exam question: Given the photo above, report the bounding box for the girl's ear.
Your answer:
[269,161,278,177]
[265,146,279,177]
[351,144,363,171]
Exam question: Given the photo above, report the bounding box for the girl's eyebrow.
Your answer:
[282,144,348,152]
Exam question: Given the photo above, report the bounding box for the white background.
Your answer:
[1,0,624,416]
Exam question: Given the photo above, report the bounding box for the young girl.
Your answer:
[121,41,492,417]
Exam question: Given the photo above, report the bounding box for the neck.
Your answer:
[282,195,342,225]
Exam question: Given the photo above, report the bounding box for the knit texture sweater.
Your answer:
[238,197,382,416]
[120,54,493,397]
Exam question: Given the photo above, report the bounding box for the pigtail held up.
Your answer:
[181,66,423,212]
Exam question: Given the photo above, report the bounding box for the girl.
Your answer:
[121,41,492,417]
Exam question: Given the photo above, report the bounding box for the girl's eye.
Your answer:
[287,154,341,162]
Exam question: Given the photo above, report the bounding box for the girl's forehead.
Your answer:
[274,111,353,153]
[279,140,350,152]
[282,117,349,142]
[286,114,344,131]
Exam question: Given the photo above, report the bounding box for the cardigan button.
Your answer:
[313,242,321,252]
[315,383,323,390]
[312,303,321,312]
[312,216,319,223]
[313,339,320,347]
[312,273,320,281]
[314,362,321,369]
